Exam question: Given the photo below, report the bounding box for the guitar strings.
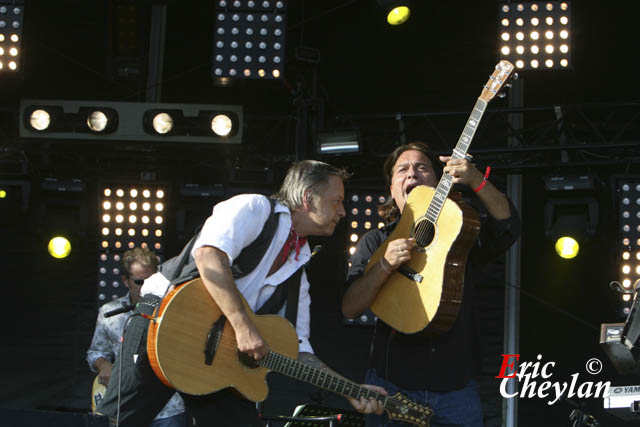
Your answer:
[412,172,456,246]
[158,332,426,413]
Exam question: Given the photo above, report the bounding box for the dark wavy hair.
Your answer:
[378,142,443,223]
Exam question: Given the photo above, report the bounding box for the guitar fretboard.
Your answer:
[425,98,488,223]
[258,350,429,425]
[260,351,386,403]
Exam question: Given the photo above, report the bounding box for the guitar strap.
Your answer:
[256,267,302,326]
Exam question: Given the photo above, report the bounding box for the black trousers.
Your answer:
[97,295,264,427]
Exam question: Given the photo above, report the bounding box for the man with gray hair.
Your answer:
[98,160,387,426]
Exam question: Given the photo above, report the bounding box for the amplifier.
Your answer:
[603,384,640,421]
[599,322,638,375]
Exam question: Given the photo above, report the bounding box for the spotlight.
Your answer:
[378,0,411,25]
[142,110,182,136]
[29,109,51,131]
[554,236,579,259]
[211,114,233,136]
[87,111,108,132]
[153,113,174,134]
[544,175,598,259]
[81,107,119,134]
[48,236,72,259]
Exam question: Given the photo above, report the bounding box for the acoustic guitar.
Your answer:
[147,278,432,426]
[366,60,515,334]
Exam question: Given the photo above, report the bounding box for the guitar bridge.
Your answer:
[204,315,226,366]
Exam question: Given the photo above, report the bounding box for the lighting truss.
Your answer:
[97,183,166,305]
[498,1,571,70]
[19,100,243,144]
[213,0,287,82]
[0,0,24,73]
[616,177,640,316]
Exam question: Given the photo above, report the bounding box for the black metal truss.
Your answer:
[331,100,640,175]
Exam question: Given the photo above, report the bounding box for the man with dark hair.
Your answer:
[97,160,386,426]
[87,247,187,427]
[343,142,521,426]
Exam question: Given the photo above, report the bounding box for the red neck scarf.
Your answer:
[280,227,307,263]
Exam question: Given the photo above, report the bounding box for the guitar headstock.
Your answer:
[386,392,432,426]
[479,60,515,102]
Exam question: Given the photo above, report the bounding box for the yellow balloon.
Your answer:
[48,236,72,259]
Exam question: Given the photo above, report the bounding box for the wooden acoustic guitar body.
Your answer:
[147,278,299,401]
[367,185,480,334]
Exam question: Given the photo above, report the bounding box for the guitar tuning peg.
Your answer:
[498,91,507,99]
[512,72,520,80]
[505,82,512,88]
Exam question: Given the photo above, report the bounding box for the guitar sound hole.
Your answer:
[412,219,435,248]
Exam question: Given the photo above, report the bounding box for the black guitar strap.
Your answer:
[256,267,303,327]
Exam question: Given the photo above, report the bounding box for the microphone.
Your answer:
[305,245,324,266]
[104,303,136,318]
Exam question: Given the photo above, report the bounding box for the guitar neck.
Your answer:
[425,97,488,223]
[259,351,429,425]
[260,351,387,404]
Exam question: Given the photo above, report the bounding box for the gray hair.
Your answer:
[272,160,351,210]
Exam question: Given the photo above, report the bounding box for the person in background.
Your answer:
[87,247,187,427]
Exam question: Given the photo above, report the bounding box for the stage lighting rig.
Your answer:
[543,175,598,259]
[343,190,388,326]
[20,100,243,144]
[97,183,167,305]
[0,1,23,73]
[615,177,640,315]
[212,0,287,83]
[498,1,571,70]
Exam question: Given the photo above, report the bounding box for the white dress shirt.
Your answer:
[142,194,313,354]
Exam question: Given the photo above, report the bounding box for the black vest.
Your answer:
[157,197,303,325]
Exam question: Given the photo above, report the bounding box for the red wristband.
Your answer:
[473,166,491,193]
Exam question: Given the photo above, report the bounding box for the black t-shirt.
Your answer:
[345,195,521,391]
